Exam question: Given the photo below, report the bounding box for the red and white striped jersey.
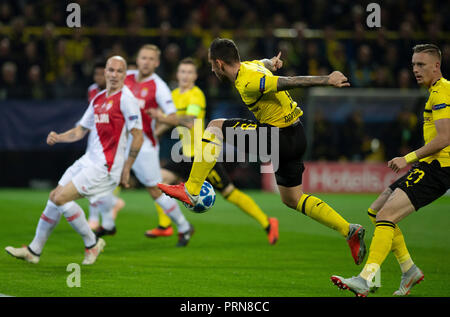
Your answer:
[124,70,175,146]
[87,83,101,102]
[78,85,142,177]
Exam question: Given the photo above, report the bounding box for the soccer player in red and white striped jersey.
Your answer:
[85,62,126,234]
[5,56,143,265]
[124,44,194,246]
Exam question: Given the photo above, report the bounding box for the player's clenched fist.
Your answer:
[328,71,351,88]
[47,131,59,146]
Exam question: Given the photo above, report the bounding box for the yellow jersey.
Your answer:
[234,60,303,128]
[421,77,450,167]
[172,86,206,157]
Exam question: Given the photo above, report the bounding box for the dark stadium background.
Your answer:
[0,0,449,189]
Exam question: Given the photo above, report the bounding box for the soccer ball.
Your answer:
[183,181,216,213]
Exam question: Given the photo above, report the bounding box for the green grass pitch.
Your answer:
[0,188,449,297]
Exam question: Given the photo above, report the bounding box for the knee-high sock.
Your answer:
[93,193,116,230]
[88,202,100,223]
[360,221,396,281]
[155,194,189,233]
[29,200,62,255]
[186,130,222,196]
[155,203,172,228]
[226,189,269,228]
[60,201,97,248]
[296,194,349,237]
[368,208,413,273]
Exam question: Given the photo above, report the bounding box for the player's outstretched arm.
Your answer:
[277,71,350,91]
[388,118,450,172]
[121,128,143,188]
[46,125,89,146]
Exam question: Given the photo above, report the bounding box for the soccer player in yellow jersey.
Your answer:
[331,44,450,297]
[158,38,367,265]
[150,58,279,244]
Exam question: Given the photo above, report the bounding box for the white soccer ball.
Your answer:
[183,181,216,213]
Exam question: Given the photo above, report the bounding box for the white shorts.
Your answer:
[128,135,162,187]
[58,156,119,204]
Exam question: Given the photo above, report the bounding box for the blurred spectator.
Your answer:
[349,45,374,88]
[80,44,98,84]
[299,40,330,76]
[24,65,50,100]
[66,28,92,64]
[233,26,254,61]
[9,16,27,52]
[340,111,365,161]
[51,64,85,99]
[255,24,279,59]
[398,68,413,89]
[0,61,23,99]
[383,110,421,160]
[441,44,450,79]
[16,41,42,83]
[23,3,39,26]
[0,37,13,66]
[40,22,58,83]
[373,66,395,88]
[397,21,416,69]
[328,41,349,75]
[311,110,337,161]
[161,43,181,86]
[0,2,14,25]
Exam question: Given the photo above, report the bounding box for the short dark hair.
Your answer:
[179,57,197,68]
[413,44,442,61]
[209,38,240,65]
[94,60,105,69]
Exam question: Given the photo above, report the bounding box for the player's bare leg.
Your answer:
[112,197,125,220]
[279,184,366,265]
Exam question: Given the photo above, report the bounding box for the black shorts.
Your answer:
[163,155,232,193]
[221,118,307,187]
[389,160,450,211]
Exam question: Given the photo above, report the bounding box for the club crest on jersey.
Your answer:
[95,100,114,112]
[141,88,148,98]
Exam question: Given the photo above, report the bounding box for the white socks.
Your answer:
[89,193,117,230]
[155,194,190,233]
[29,200,96,254]
[60,201,97,248]
[29,200,62,255]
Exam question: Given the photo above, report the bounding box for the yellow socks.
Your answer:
[186,130,222,196]
[226,189,269,229]
[296,194,349,237]
[360,220,395,280]
[368,208,413,273]
[155,203,172,228]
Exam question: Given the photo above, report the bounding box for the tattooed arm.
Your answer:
[46,125,89,145]
[121,128,143,188]
[277,71,350,91]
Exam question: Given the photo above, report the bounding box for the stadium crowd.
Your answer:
[0,0,448,162]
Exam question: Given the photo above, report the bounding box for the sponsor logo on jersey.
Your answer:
[95,113,110,124]
[432,103,448,110]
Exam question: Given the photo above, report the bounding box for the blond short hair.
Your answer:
[138,44,161,57]
[413,44,441,61]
